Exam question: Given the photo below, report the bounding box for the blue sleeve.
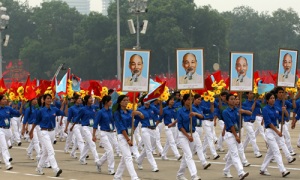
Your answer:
[23,108,30,124]
[56,108,65,116]
[222,110,233,129]
[177,110,183,130]
[93,111,101,129]
[285,101,293,109]
[114,111,126,132]
[67,108,73,121]
[262,107,272,128]
[34,110,42,125]
[202,107,211,114]
[73,108,84,123]
[9,107,20,117]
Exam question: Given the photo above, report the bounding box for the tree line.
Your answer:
[3,0,300,80]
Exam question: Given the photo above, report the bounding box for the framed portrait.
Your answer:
[122,49,150,92]
[176,48,205,90]
[277,48,298,87]
[230,52,254,92]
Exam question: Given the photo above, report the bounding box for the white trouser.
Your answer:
[195,126,203,139]
[260,128,286,173]
[81,126,100,163]
[276,131,293,161]
[151,127,163,154]
[191,131,207,166]
[202,120,218,156]
[254,116,266,141]
[217,120,225,149]
[112,132,121,154]
[11,117,21,143]
[177,131,198,177]
[136,128,158,170]
[135,123,142,148]
[64,122,75,152]
[73,124,85,161]
[279,121,293,153]
[161,126,180,158]
[0,128,12,166]
[37,129,59,172]
[98,130,115,171]
[114,134,139,180]
[243,121,260,155]
[130,135,140,159]
[223,132,245,176]
[27,124,41,158]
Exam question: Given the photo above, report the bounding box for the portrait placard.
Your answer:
[176,48,205,90]
[230,52,254,92]
[122,49,150,92]
[277,48,298,87]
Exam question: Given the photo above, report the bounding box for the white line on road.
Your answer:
[4,171,20,174]
[24,173,42,177]
[47,176,64,179]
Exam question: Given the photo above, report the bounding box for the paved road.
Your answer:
[2,123,300,180]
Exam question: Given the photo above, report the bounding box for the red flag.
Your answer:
[268,71,277,83]
[0,77,7,95]
[155,76,163,83]
[212,70,222,82]
[224,77,230,89]
[88,80,102,96]
[127,92,139,103]
[193,88,207,95]
[143,81,166,102]
[24,75,37,100]
[204,75,214,90]
[9,81,22,94]
[37,80,51,96]
[50,76,56,94]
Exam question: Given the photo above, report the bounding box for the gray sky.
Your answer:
[17,0,300,15]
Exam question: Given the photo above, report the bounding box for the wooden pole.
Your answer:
[280,87,286,133]
[131,92,136,141]
[239,92,242,139]
[189,90,193,135]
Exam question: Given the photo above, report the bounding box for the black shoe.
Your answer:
[8,146,12,149]
[55,169,63,177]
[9,158,13,162]
[18,142,22,146]
[53,140,57,144]
[86,155,89,159]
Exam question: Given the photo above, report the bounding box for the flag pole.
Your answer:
[131,92,136,141]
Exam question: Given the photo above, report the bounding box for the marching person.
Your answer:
[242,92,262,158]
[92,95,116,175]
[133,95,159,172]
[72,95,102,171]
[176,94,205,180]
[0,95,23,170]
[22,98,41,160]
[29,94,68,177]
[222,93,249,180]
[260,92,290,177]
[159,95,182,160]
[113,95,142,180]
[10,102,22,146]
[216,91,229,152]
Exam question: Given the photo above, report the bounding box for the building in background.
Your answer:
[102,0,113,16]
[43,0,90,15]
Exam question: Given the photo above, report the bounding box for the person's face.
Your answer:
[129,55,143,76]
[277,90,284,99]
[267,95,275,105]
[144,102,150,108]
[282,54,292,73]
[32,99,38,106]
[88,97,93,104]
[193,97,201,105]
[221,95,226,102]
[45,96,52,105]
[175,93,180,100]
[182,54,197,74]
[235,57,248,76]
[106,99,112,107]
[247,92,254,99]
[120,97,129,108]
[234,96,240,106]
[75,98,82,104]
[0,96,7,106]
[227,95,235,106]
[168,98,174,106]
[184,97,192,107]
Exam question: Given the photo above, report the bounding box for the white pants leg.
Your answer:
[177,131,197,177]
[254,116,266,141]
[27,124,41,158]
[260,129,286,173]
[161,126,180,158]
[72,125,86,162]
[217,120,225,149]
[203,120,217,156]
[282,122,293,153]
[37,130,59,172]
[11,117,21,144]
[223,132,245,176]
[243,122,260,155]
[81,126,100,162]
[195,126,203,140]
[0,128,12,167]
[64,123,74,152]
[276,134,293,161]
[114,135,139,180]
[136,128,158,170]
[98,130,115,171]
[155,127,163,154]
[192,132,207,166]
[130,136,140,159]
